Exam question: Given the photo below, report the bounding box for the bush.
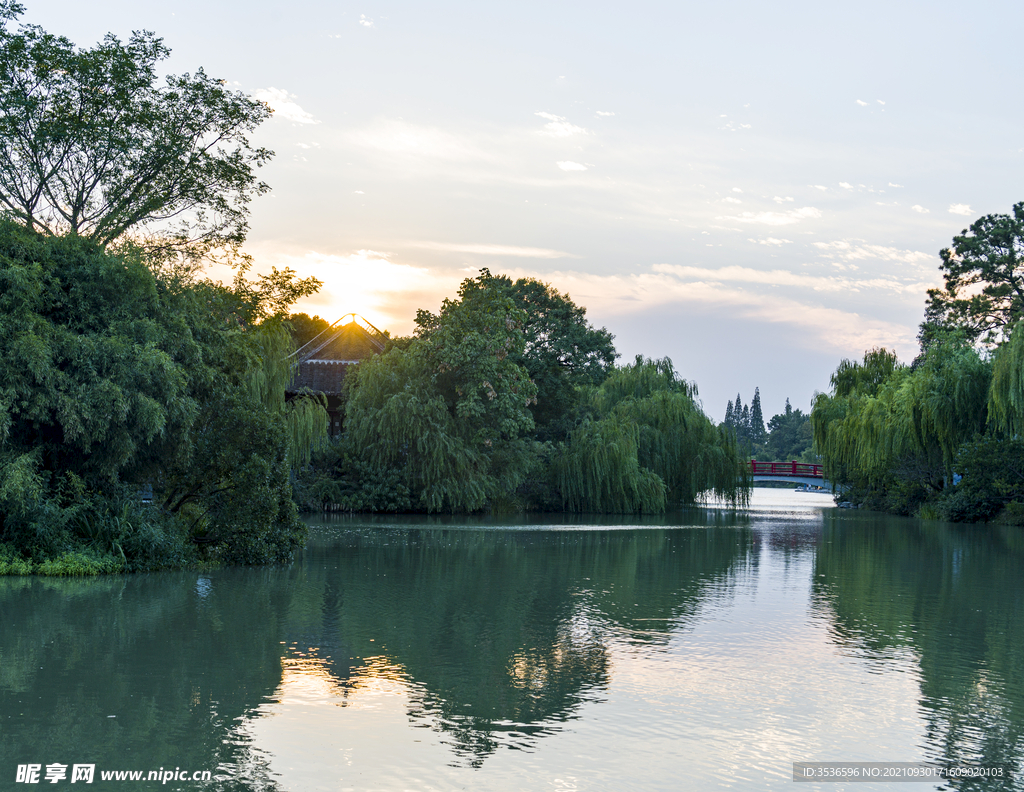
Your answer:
[938,436,1024,523]
[35,550,123,576]
[0,543,32,575]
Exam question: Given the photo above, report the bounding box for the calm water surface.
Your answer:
[2,490,1023,791]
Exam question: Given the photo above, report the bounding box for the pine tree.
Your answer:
[724,399,735,427]
[750,387,766,449]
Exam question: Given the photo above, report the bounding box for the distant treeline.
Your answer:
[720,390,813,462]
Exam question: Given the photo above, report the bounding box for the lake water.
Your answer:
[1,489,1022,791]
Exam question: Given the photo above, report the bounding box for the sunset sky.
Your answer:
[26,0,1024,419]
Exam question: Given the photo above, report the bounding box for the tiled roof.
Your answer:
[287,316,386,395]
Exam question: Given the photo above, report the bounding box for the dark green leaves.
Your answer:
[924,202,1024,345]
[347,272,538,512]
[0,8,270,261]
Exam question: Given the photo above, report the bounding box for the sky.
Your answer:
[21,0,1024,420]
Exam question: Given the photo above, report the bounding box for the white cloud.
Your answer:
[652,263,928,295]
[595,111,615,117]
[856,100,868,106]
[410,241,577,259]
[949,203,973,216]
[722,197,742,204]
[535,111,588,137]
[732,187,743,193]
[263,253,924,360]
[346,119,489,162]
[359,14,373,26]
[812,240,931,266]
[877,100,885,105]
[557,161,589,171]
[750,238,793,246]
[773,196,794,203]
[496,265,919,354]
[889,182,902,188]
[839,182,853,189]
[811,185,828,191]
[252,88,320,125]
[912,205,929,213]
[727,207,822,226]
[353,190,364,194]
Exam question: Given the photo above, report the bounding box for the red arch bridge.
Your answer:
[748,460,830,488]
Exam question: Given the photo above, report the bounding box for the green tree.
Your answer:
[749,387,766,450]
[425,270,617,441]
[554,357,749,512]
[344,272,538,512]
[923,202,1024,345]
[0,3,271,263]
[764,399,813,462]
[811,341,990,513]
[287,312,331,349]
[0,220,323,568]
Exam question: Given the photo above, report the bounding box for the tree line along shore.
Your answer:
[1,8,1022,575]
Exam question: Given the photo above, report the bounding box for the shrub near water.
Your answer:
[0,222,322,572]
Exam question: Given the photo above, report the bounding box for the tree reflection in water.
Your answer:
[811,516,1024,791]
[0,570,293,791]
[284,522,756,766]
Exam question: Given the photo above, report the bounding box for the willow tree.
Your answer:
[988,321,1024,435]
[554,357,748,512]
[345,272,538,512]
[812,341,990,509]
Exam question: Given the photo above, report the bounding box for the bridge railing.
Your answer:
[749,460,823,479]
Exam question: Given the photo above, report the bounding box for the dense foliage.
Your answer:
[297,274,749,515]
[555,357,748,511]
[811,341,991,514]
[0,221,324,572]
[287,312,331,349]
[444,271,617,441]
[344,272,538,513]
[812,202,1024,522]
[764,400,813,462]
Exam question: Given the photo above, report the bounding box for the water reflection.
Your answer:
[5,495,1024,789]
[284,523,756,765]
[0,571,291,791]
[812,515,1024,790]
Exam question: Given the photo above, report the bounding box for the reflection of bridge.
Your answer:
[749,460,831,489]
